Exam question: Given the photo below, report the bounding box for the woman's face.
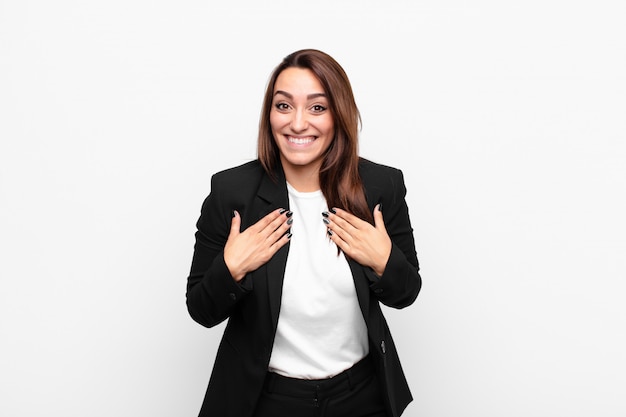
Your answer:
[270,67,335,177]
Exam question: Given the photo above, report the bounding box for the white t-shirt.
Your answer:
[268,183,369,379]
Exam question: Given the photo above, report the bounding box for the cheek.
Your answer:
[322,118,335,138]
[269,111,286,131]
[320,114,334,132]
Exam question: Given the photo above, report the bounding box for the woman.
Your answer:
[186,49,421,417]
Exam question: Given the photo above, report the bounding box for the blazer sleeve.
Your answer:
[186,174,252,328]
[368,169,422,309]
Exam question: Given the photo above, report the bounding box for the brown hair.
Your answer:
[258,49,373,224]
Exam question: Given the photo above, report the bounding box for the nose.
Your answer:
[290,109,308,132]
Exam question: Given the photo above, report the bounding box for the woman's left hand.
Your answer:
[324,205,392,276]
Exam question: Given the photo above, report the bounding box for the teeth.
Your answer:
[288,136,314,144]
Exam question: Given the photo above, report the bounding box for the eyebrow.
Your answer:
[274,90,327,100]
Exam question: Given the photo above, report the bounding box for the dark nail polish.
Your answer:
[378,203,383,212]
[330,208,337,214]
[232,210,237,218]
[322,211,329,218]
[285,211,293,218]
[279,208,287,214]
[327,228,333,236]
[323,218,330,225]
[287,218,294,225]
[287,232,293,239]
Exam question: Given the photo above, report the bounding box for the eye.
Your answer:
[311,104,327,113]
[274,102,291,111]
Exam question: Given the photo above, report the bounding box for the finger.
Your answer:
[327,227,349,252]
[260,210,292,240]
[327,221,353,248]
[250,208,287,233]
[267,216,293,244]
[273,210,293,230]
[270,228,293,252]
[327,211,358,239]
[229,210,241,237]
[330,208,362,229]
[373,204,387,232]
[261,222,293,263]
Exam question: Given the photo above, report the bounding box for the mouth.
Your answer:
[287,136,316,145]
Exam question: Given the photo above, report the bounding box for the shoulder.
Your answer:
[211,160,265,188]
[358,158,404,185]
[212,159,264,180]
[358,158,408,207]
[202,160,268,208]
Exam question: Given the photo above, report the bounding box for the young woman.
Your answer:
[186,49,421,417]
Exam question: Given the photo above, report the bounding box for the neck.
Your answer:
[282,161,321,192]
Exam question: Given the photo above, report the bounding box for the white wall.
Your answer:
[1,1,625,416]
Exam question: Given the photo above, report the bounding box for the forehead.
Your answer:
[274,67,326,96]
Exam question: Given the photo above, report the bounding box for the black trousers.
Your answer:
[253,355,389,417]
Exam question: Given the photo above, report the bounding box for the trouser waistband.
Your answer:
[263,355,375,399]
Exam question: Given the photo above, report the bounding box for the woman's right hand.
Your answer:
[223,208,293,282]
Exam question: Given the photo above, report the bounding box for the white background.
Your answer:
[1,1,625,416]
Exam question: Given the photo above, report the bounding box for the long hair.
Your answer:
[258,49,373,224]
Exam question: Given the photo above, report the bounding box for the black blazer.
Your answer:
[186,159,421,417]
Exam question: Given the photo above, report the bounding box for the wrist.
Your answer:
[224,255,245,282]
[373,264,386,277]
[373,245,392,277]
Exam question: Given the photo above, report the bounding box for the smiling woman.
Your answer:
[186,49,422,417]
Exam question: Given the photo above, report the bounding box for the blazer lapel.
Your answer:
[254,169,290,330]
[347,258,371,325]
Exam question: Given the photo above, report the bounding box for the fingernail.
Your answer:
[232,210,237,218]
[378,203,383,212]
[287,218,294,225]
[279,208,287,214]
[323,218,330,225]
[287,232,293,239]
[285,211,293,218]
[330,208,337,214]
[322,211,329,218]
[327,228,333,236]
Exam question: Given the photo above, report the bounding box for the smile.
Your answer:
[287,136,316,145]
